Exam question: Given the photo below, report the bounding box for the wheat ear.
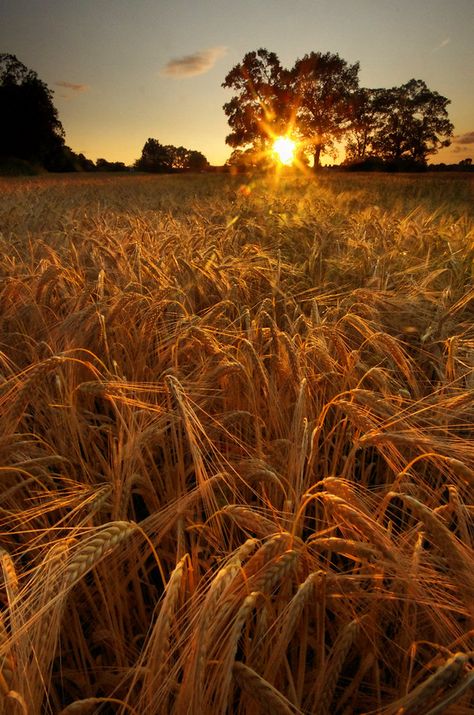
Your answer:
[389,492,474,610]
[217,591,260,713]
[222,504,281,537]
[233,660,299,715]
[0,548,19,610]
[64,521,136,587]
[421,670,474,715]
[143,554,187,686]
[399,651,471,714]
[317,618,361,715]
[264,570,323,681]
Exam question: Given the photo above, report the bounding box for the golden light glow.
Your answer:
[273,136,296,166]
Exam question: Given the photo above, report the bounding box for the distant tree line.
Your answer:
[223,49,456,171]
[2,51,470,175]
[135,138,209,173]
[0,53,210,175]
[428,157,473,172]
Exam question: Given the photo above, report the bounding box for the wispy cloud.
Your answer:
[162,46,227,78]
[433,37,451,52]
[55,81,89,92]
[454,131,474,145]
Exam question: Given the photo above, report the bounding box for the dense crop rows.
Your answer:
[0,172,473,713]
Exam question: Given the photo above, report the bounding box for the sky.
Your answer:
[2,0,473,166]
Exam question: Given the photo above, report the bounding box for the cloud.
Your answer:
[55,81,89,92]
[162,46,227,78]
[433,37,451,51]
[454,131,474,145]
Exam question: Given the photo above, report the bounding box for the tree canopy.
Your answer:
[290,52,360,168]
[222,49,291,152]
[222,49,359,170]
[346,81,454,167]
[0,53,66,169]
[222,48,453,169]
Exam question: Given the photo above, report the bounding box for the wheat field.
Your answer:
[0,172,473,714]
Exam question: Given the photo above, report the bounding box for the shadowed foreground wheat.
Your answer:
[0,172,473,713]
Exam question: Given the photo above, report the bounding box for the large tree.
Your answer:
[222,49,291,154]
[368,79,453,164]
[346,80,453,166]
[222,49,359,170]
[289,51,360,170]
[0,53,65,167]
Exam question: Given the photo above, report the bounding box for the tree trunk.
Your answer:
[313,145,322,172]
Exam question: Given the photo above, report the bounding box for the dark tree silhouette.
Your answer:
[169,146,208,171]
[222,49,291,153]
[135,139,173,172]
[370,80,453,164]
[225,147,270,172]
[223,50,454,171]
[96,158,127,172]
[289,52,360,170]
[186,150,208,171]
[0,53,65,168]
[344,87,383,162]
[135,139,208,172]
[347,80,453,166]
[222,49,359,169]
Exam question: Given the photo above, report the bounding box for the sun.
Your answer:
[273,136,296,166]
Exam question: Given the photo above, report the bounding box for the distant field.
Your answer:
[0,173,473,714]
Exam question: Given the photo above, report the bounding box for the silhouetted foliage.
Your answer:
[135,139,172,172]
[222,49,291,152]
[225,147,269,173]
[428,158,474,172]
[346,80,453,165]
[96,158,127,172]
[186,149,209,172]
[290,52,360,170]
[222,49,359,170]
[222,50,453,170]
[75,153,96,172]
[0,53,65,168]
[135,139,208,172]
[343,156,427,172]
[344,88,383,162]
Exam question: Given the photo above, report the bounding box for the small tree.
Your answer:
[186,150,208,171]
[135,140,208,172]
[225,147,272,173]
[135,139,173,172]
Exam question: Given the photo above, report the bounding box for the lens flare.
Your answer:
[273,136,296,166]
